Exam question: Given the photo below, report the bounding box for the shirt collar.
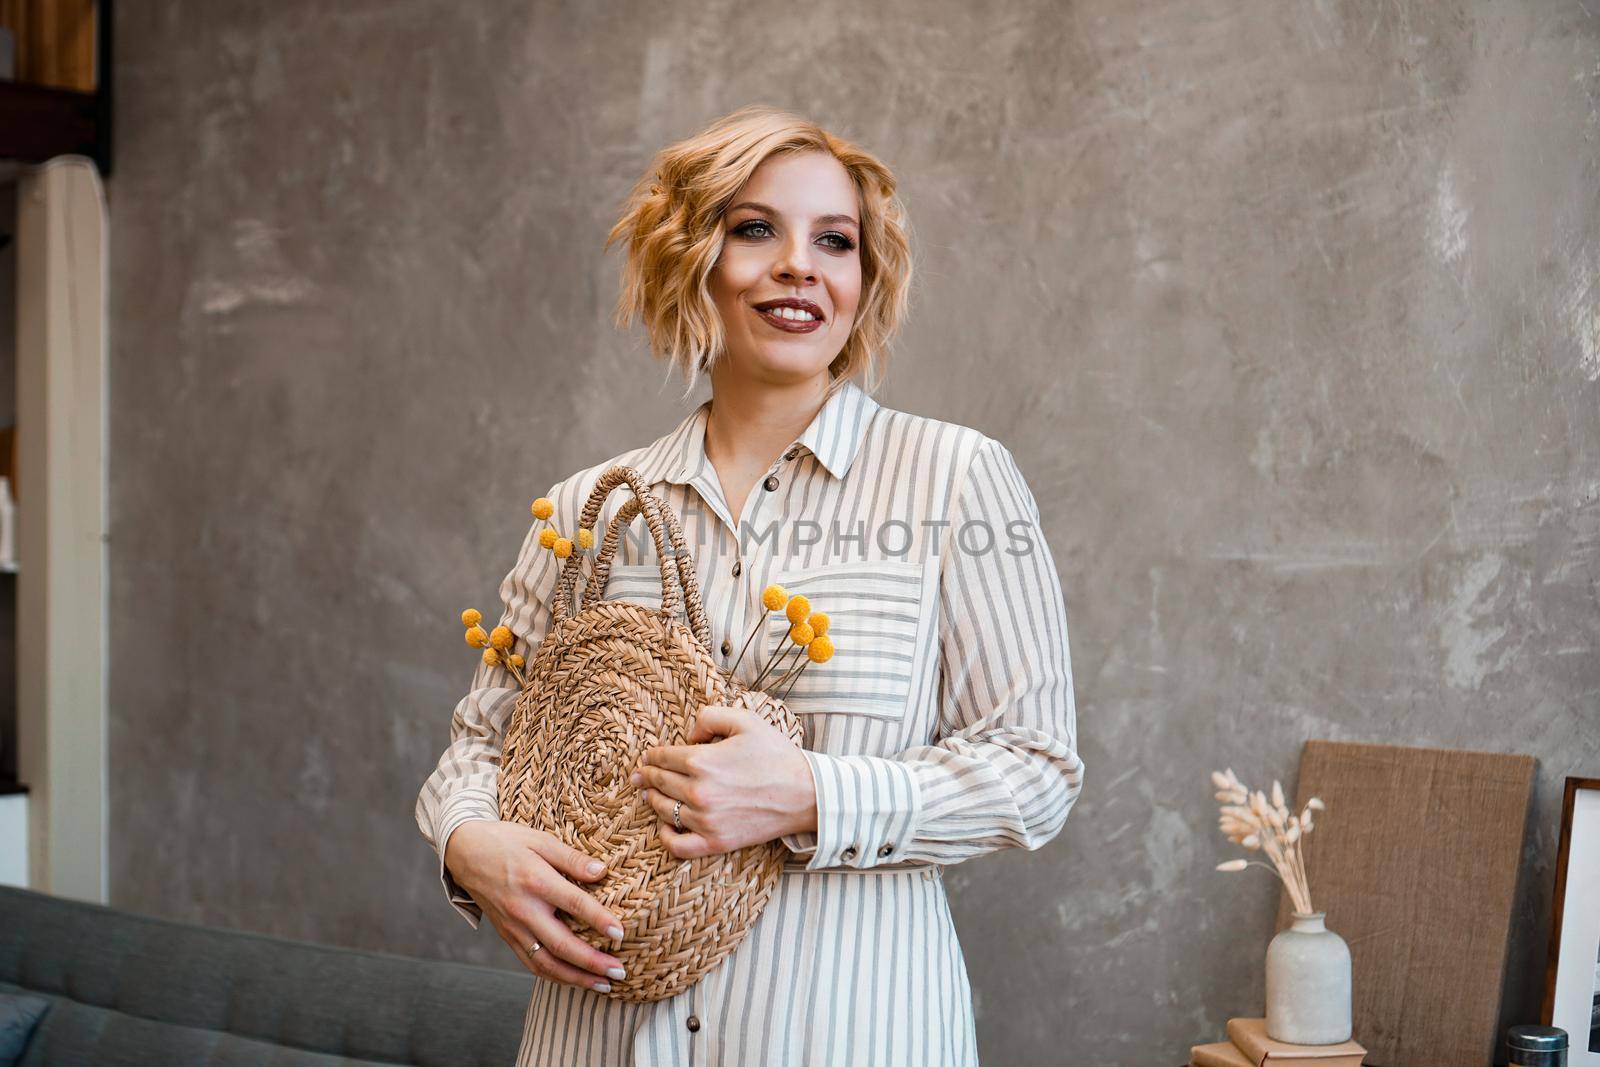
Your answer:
[630,376,880,488]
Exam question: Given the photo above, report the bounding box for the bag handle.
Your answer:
[586,497,699,617]
[550,466,711,648]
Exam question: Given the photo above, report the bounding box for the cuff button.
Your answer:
[841,845,858,860]
[878,843,894,857]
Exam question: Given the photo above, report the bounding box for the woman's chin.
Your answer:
[727,341,835,381]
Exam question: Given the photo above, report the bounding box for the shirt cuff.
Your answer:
[794,750,921,870]
[436,789,500,929]
[780,831,818,857]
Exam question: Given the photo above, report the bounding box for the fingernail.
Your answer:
[587,859,604,875]
[593,981,611,993]
[630,772,642,785]
[608,925,624,940]
[607,966,626,980]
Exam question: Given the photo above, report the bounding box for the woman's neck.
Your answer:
[703,371,832,473]
[702,369,833,522]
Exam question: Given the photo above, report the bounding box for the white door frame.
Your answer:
[15,155,108,902]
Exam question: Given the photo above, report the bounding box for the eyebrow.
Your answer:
[728,201,859,229]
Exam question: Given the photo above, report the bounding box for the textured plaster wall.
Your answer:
[107,3,1598,1064]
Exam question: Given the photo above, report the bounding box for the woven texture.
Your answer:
[498,466,805,1003]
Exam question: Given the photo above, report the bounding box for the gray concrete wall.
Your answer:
[106,3,1599,1063]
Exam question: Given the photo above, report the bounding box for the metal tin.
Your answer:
[1507,1024,1568,1067]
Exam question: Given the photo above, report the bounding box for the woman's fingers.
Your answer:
[542,872,627,946]
[517,900,628,990]
[636,764,697,806]
[641,782,698,829]
[527,827,611,885]
[524,831,625,943]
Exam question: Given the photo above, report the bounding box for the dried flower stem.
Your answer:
[1210,767,1323,915]
[729,622,761,675]
[753,641,803,690]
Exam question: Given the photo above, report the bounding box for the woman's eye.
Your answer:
[733,221,856,252]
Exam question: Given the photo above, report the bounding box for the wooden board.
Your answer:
[1275,741,1535,1067]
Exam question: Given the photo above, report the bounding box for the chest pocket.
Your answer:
[762,558,930,719]
[593,564,666,611]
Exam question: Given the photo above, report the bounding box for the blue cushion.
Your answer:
[0,991,51,1067]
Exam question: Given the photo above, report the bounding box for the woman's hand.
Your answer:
[444,820,629,992]
[631,704,817,859]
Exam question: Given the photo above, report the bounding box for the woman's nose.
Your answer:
[773,240,816,283]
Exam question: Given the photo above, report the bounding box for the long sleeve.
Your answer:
[414,484,569,928]
[782,438,1085,870]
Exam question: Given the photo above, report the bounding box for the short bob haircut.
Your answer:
[605,104,913,399]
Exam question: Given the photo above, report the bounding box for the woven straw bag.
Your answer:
[497,465,806,1003]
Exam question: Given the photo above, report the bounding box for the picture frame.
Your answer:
[1543,777,1600,1064]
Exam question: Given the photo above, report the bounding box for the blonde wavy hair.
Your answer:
[605,104,914,399]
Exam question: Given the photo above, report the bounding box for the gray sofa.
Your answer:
[0,885,530,1065]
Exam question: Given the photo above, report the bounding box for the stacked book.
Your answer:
[1189,1018,1366,1067]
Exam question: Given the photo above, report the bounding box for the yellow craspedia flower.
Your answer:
[465,625,489,648]
[807,635,835,663]
[577,527,594,550]
[789,621,815,645]
[460,608,482,627]
[482,647,501,666]
[489,625,513,650]
[538,528,558,549]
[807,612,829,636]
[531,497,554,520]
[762,585,788,611]
[553,537,573,558]
[785,594,810,624]
[509,653,525,669]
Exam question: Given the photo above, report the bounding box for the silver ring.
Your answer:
[526,940,542,955]
[673,798,684,831]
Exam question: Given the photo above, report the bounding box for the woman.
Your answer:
[415,104,1086,1066]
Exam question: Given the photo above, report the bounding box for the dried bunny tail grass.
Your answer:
[1211,766,1319,912]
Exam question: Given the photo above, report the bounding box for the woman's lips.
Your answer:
[754,306,824,333]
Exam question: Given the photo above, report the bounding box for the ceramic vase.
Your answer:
[1265,911,1351,1044]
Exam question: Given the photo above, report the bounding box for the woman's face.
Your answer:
[708,150,863,383]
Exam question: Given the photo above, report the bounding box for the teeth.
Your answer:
[764,306,818,321]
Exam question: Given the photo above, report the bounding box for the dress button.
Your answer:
[878,843,894,857]
[784,446,799,461]
[762,475,779,491]
[720,639,731,656]
[686,1014,700,1032]
[841,845,857,860]
[731,559,742,577]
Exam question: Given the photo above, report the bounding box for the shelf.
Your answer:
[0,81,100,167]
[0,1,114,175]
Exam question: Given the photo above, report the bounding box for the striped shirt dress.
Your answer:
[415,375,1086,1066]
